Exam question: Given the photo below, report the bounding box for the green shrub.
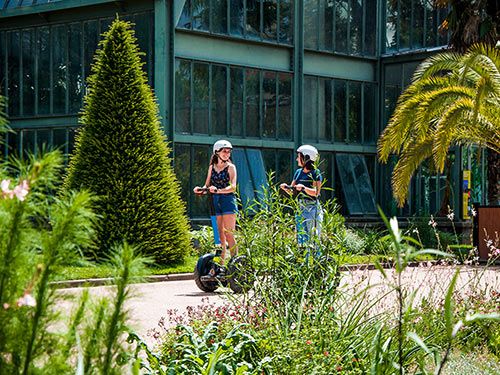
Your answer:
[0,143,147,373]
[64,18,190,265]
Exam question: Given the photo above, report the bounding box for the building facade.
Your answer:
[0,0,488,220]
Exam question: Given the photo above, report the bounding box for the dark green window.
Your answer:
[262,148,293,184]
[262,71,277,138]
[178,0,292,45]
[385,0,449,53]
[245,68,260,137]
[192,62,209,134]
[230,67,244,136]
[2,13,153,119]
[211,64,227,135]
[175,59,191,134]
[303,75,375,145]
[277,72,292,139]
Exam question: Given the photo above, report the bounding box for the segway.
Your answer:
[193,188,251,293]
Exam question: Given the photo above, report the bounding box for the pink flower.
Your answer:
[12,180,29,201]
[1,179,13,199]
[3,303,9,310]
[306,340,312,345]
[17,293,36,307]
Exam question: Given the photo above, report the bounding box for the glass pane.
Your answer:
[134,12,153,83]
[277,149,292,184]
[348,81,361,143]
[7,130,19,158]
[333,80,346,142]
[364,0,376,55]
[52,24,68,114]
[212,0,228,34]
[413,0,425,48]
[335,0,348,53]
[335,154,363,214]
[177,0,192,29]
[68,127,77,156]
[363,83,376,143]
[319,152,333,200]
[399,0,411,50]
[175,59,191,134]
[230,67,244,136]
[246,0,261,40]
[37,27,50,115]
[22,129,35,158]
[304,0,318,49]
[193,62,209,134]
[279,0,292,44]
[349,0,363,55]
[100,18,113,34]
[438,6,448,46]
[192,0,210,31]
[262,71,276,138]
[53,128,67,154]
[319,0,333,51]
[36,129,50,153]
[262,0,278,41]
[192,145,210,217]
[262,149,276,179]
[68,23,83,114]
[229,0,244,36]
[0,32,5,100]
[386,0,398,51]
[7,31,20,116]
[22,29,35,116]
[318,78,331,142]
[174,144,191,215]
[245,68,260,137]
[425,0,437,47]
[211,65,227,135]
[303,76,317,141]
[384,85,400,126]
[351,154,376,212]
[84,20,98,82]
[277,72,292,139]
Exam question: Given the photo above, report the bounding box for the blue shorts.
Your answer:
[212,194,238,216]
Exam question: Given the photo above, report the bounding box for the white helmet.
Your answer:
[213,139,233,153]
[297,144,319,162]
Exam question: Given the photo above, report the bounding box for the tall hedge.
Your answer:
[65,19,190,264]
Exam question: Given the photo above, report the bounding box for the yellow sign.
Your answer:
[462,170,471,219]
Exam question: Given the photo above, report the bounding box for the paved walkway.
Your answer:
[57,264,500,346]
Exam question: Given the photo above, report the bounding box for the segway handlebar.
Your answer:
[194,187,211,195]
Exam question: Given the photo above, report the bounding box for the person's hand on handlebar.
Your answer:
[208,186,219,194]
[294,183,305,192]
[194,186,208,195]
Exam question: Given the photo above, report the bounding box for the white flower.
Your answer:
[17,293,36,307]
[446,212,454,221]
[428,216,437,228]
[471,207,477,217]
[1,179,13,199]
[390,217,401,243]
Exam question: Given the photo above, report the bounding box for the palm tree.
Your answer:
[378,44,500,207]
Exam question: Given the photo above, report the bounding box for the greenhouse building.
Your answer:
[0,0,488,221]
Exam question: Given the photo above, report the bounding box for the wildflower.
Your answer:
[3,303,9,310]
[306,340,312,345]
[428,216,437,228]
[324,351,329,356]
[17,293,36,307]
[290,323,296,330]
[13,180,29,201]
[1,179,13,199]
[446,211,454,221]
[471,207,476,217]
[336,365,342,372]
[389,217,401,243]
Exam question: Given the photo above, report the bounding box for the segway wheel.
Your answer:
[227,255,253,294]
[194,253,218,292]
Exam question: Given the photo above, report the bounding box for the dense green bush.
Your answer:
[65,18,190,264]
[0,142,146,373]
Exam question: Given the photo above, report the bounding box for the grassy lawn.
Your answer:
[56,253,435,281]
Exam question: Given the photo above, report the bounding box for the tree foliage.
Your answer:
[378,44,500,207]
[64,18,191,264]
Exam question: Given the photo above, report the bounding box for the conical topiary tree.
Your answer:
[65,18,190,264]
